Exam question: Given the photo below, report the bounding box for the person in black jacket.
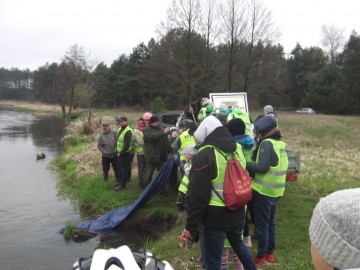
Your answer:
[179,115,256,270]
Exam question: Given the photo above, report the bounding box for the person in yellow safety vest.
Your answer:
[171,119,196,162]
[115,116,134,191]
[132,117,146,189]
[197,98,214,122]
[176,145,197,212]
[227,105,252,136]
[246,116,288,265]
[179,115,257,270]
[184,97,211,124]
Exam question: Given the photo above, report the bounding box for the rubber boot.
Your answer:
[103,171,108,181]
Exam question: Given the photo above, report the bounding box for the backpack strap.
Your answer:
[210,146,234,205]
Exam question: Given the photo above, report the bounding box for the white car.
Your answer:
[295,108,316,115]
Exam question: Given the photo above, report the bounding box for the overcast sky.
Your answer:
[0,0,359,71]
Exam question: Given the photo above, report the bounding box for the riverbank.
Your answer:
[4,101,360,269]
[0,100,62,113]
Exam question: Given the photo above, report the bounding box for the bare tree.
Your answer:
[53,61,73,119]
[63,44,97,122]
[219,0,247,91]
[199,0,221,91]
[165,0,201,103]
[321,24,345,64]
[243,0,278,92]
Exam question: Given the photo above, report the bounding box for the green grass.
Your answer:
[50,109,360,270]
[63,222,76,240]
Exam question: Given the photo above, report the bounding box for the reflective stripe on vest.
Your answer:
[252,139,288,197]
[117,126,133,153]
[199,144,246,207]
[178,174,189,194]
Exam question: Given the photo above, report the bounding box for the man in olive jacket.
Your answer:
[179,115,256,270]
[143,115,170,186]
[97,122,118,182]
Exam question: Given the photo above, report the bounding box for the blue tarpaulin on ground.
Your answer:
[67,156,176,233]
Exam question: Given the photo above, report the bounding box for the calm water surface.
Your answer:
[0,108,140,270]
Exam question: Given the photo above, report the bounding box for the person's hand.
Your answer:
[178,228,191,247]
[188,106,194,114]
[164,127,170,134]
[180,228,191,239]
[171,131,178,138]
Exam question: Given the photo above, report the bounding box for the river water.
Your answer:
[0,108,141,270]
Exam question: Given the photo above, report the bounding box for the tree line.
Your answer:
[1,0,359,118]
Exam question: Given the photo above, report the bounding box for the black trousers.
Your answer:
[102,156,118,175]
[117,153,134,187]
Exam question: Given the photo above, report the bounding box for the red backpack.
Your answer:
[213,150,252,211]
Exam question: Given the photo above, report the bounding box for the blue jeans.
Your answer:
[203,225,256,270]
[253,190,280,258]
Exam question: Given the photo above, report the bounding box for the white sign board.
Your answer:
[209,92,249,114]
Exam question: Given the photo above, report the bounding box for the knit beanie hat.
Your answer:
[194,115,222,143]
[143,112,152,121]
[226,118,246,137]
[149,115,159,124]
[309,188,360,269]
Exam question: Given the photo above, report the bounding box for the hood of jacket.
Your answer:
[202,126,236,154]
[234,135,255,150]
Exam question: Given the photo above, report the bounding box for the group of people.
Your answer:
[175,100,287,270]
[97,112,174,191]
[96,100,358,270]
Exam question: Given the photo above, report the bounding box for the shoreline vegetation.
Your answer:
[3,100,360,269]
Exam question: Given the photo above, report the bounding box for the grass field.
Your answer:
[4,101,359,269]
[142,112,360,269]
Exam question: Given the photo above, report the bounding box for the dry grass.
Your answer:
[0,100,61,110]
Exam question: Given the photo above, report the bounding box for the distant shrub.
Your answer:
[150,96,166,113]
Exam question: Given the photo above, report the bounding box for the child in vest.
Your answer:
[176,145,197,212]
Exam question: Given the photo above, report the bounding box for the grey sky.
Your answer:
[0,0,358,71]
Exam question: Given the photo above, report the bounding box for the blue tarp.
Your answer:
[61,156,176,233]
